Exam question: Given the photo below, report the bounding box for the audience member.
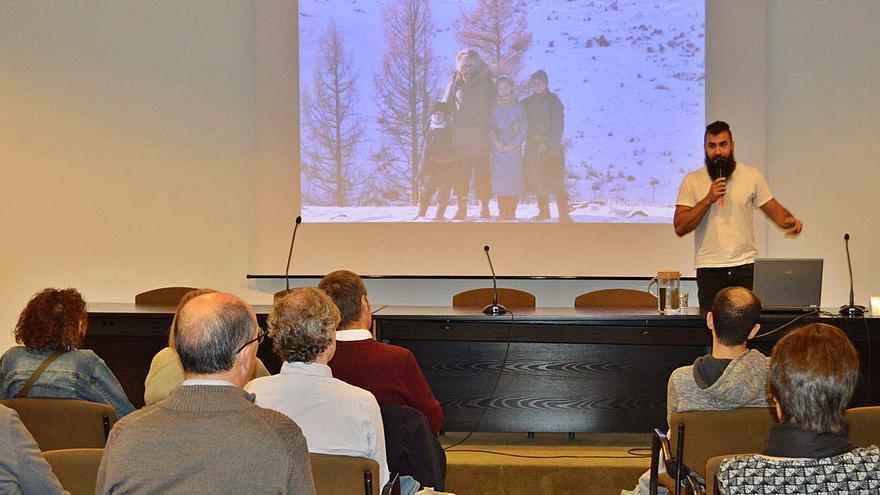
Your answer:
[320,270,443,435]
[0,288,135,419]
[143,288,270,405]
[717,323,880,493]
[246,287,390,487]
[96,292,315,494]
[623,287,769,495]
[0,403,66,494]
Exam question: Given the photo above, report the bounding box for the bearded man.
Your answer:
[673,121,803,311]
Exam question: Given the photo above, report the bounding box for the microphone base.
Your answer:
[482,303,509,315]
[839,304,866,317]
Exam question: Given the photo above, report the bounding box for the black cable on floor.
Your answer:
[444,309,516,451]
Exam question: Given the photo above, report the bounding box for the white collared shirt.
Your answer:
[244,361,389,486]
[182,379,237,387]
[335,328,373,342]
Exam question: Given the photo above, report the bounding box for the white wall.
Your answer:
[0,1,260,350]
[2,1,877,352]
[763,1,880,310]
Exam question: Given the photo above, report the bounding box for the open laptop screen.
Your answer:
[752,258,823,311]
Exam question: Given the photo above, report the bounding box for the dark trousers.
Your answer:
[454,154,491,203]
[696,263,755,311]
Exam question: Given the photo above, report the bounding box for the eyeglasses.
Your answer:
[235,329,267,355]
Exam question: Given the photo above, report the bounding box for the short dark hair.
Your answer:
[15,288,87,350]
[704,120,732,143]
[530,69,548,83]
[318,270,367,329]
[269,288,340,363]
[710,287,762,346]
[770,323,859,434]
[174,295,254,375]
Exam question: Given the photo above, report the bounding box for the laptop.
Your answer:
[752,258,823,312]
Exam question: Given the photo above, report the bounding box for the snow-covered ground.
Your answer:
[304,200,673,222]
[298,0,704,223]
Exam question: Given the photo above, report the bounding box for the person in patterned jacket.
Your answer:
[717,323,880,494]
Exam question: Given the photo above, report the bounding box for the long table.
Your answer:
[372,306,879,433]
[86,303,878,432]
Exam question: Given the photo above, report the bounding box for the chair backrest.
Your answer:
[846,406,880,447]
[705,454,730,495]
[452,288,536,309]
[0,398,116,451]
[43,448,104,495]
[669,407,776,480]
[574,288,658,308]
[310,453,381,495]
[134,287,197,305]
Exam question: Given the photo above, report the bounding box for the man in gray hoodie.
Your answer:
[666,286,769,422]
[623,286,769,495]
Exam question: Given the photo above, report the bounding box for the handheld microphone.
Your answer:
[482,245,508,315]
[839,233,865,317]
[275,216,302,299]
[715,159,725,207]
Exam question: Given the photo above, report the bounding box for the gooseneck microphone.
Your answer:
[839,233,865,317]
[275,216,302,299]
[482,245,508,315]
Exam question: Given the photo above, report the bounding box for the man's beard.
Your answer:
[705,152,736,180]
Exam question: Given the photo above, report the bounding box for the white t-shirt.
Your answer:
[676,163,774,269]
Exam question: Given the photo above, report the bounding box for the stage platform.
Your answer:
[441,432,650,495]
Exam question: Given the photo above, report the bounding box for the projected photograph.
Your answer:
[299,0,704,223]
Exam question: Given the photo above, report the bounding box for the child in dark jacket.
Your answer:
[417,102,456,220]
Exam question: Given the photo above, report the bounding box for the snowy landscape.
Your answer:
[298,0,704,223]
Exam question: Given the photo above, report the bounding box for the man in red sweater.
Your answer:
[320,270,443,435]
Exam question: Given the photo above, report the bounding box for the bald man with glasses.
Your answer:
[96,292,315,495]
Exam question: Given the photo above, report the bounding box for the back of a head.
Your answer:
[318,270,366,329]
[710,287,762,346]
[269,287,341,363]
[174,293,254,375]
[15,288,86,351]
[168,288,217,347]
[770,323,859,434]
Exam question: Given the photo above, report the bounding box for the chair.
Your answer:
[705,454,741,495]
[134,287,197,305]
[310,453,400,495]
[704,407,880,495]
[43,448,104,495]
[846,406,880,447]
[0,398,116,451]
[452,288,536,309]
[574,288,657,308]
[381,405,446,490]
[650,408,776,495]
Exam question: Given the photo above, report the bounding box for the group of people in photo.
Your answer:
[417,48,570,222]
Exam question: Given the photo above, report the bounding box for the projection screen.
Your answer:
[253,1,765,278]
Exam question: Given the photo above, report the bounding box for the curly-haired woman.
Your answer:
[0,288,135,418]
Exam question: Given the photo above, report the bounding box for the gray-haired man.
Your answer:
[96,292,315,495]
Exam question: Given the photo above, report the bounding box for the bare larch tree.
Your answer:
[301,22,364,206]
[454,0,532,78]
[374,0,439,203]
